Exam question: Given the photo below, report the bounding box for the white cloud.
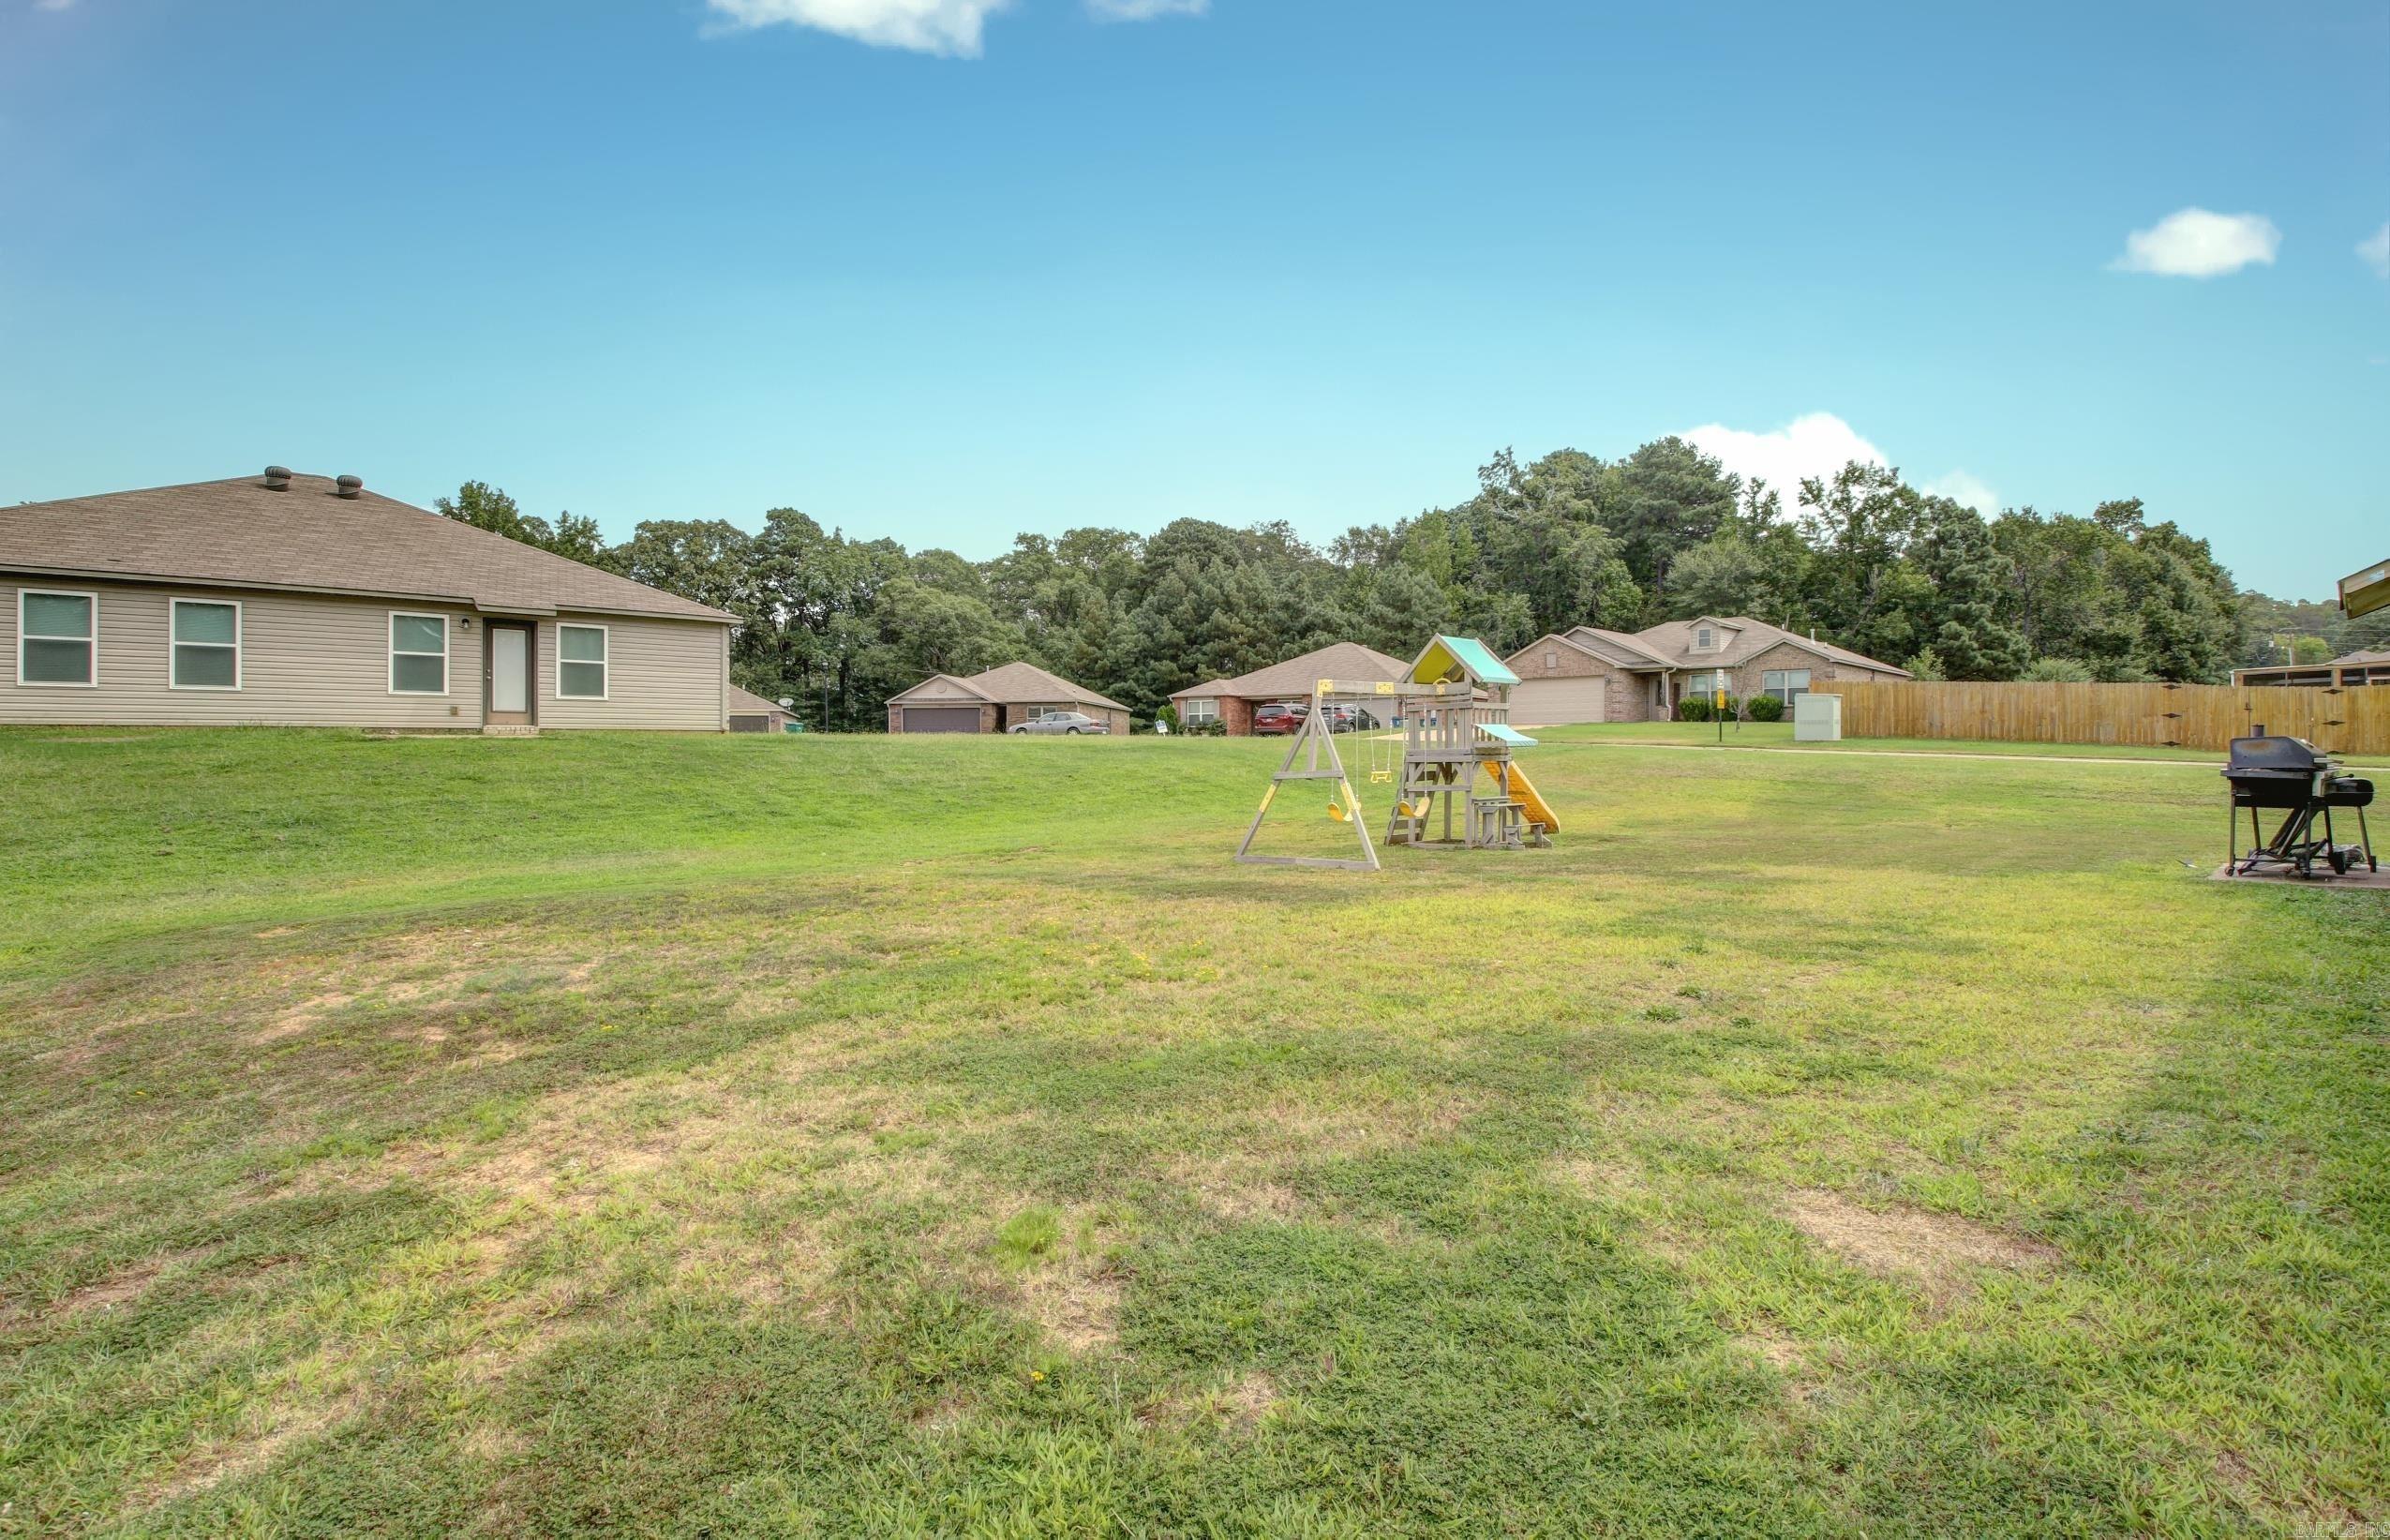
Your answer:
[34,0,81,11]
[1921,470,1999,517]
[1682,412,1889,510]
[1682,412,2001,519]
[2360,223,2390,280]
[703,0,1010,56]
[2109,207,2280,277]
[1086,0,1206,17]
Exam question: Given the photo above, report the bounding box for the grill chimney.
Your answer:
[262,465,292,491]
[335,474,364,500]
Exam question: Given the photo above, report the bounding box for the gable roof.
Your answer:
[886,672,995,706]
[1172,677,1236,699]
[2332,649,2390,665]
[1173,641,1409,702]
[1629,616,1910,678]
[0,472,734,622]
[728,685,786,715]
[1412,635,1520,687]
[960,661,1128,712]
[1556,627,1677,669]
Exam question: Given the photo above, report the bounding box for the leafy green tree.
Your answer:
[1913,501,2027,680]
[1597,437,1740,597]
[871,576,1023,680]
[435,481,623,572]
[1795,462,1934,665]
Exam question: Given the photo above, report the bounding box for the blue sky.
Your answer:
[1,0,2383,598]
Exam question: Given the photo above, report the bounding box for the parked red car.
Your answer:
[1251,702,1309,735]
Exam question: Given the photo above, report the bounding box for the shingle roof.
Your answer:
[1629,616,1910,678]
[728,685,787,714]
[1174,678,1235,698]
[1171,641,1409,702]
[2332,649,2390,665]
[960,661,1127,712]
[1557,627,1677,669]
[0,472,734,622]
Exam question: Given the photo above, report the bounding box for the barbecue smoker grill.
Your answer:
[2222,734,2375,878]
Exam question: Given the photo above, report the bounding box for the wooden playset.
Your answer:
[1234,635,1560,872]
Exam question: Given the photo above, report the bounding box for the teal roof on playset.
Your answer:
[1410,635,1521,687]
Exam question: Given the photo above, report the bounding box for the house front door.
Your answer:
[487,622,533,725]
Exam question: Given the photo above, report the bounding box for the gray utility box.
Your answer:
[1793,692,1843,741]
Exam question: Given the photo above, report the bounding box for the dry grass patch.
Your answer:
[136,1384,370,1514]
[42,1246,214,1319]
[1779,1188,2059,1298]
[1216,1369,1279,1428]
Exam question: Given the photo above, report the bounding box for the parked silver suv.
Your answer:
[1008,710,1109,736]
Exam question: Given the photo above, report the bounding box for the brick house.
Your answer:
[886,661,1130,734]
[1168,641,1409,735]
[1504,616,1910,725]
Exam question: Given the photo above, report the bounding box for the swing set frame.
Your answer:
[1232,678,1475,872]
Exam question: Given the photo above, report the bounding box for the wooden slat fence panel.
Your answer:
[1811,681,2390,756]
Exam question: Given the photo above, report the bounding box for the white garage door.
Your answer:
[1511,676,1611,725]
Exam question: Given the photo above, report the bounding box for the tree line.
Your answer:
[437,439,2370,729]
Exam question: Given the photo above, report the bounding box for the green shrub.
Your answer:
[2023,657,2094,683]
[1678,697,1712,722]
[1746,693,1785,722]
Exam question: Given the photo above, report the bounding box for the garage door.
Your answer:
[901,706,982,734]
[1510,677,1611,725]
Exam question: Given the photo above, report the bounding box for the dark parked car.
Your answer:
[1251,702,1308,735]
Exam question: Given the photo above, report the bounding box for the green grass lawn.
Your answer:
[3,727,2385,1536]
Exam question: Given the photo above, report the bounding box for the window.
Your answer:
[1543,650,1559,672]
[1183,698,1218,724]
[1688,670,1730,696]
[389,612,448,695]
[171,600,241,690]
[17,589,97,686]
[1695,627,1714,650]
[558,623,608,698]
[1761,668,1812,705]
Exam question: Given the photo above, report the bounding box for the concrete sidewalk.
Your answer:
[1545,739,2388,773]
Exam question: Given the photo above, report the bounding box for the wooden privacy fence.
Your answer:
[1811,681,2390,756]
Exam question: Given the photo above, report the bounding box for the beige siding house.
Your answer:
[1505,616,1910,724]
[727,685,795,733]
[2,469,738,732]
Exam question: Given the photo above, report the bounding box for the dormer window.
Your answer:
[1695,627,1714,650]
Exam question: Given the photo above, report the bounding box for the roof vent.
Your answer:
[335,474,364,500]
[262,465,292,491]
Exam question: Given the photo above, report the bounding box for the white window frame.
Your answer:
[388,610,450,695]
[1183,697,1218,724]
[1760,668,1811,705]
[1688,670,1731,696]
[16,588,99,688]
[1695,627,1715,650]
[556,622,610,701]
[168,598,244,692]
